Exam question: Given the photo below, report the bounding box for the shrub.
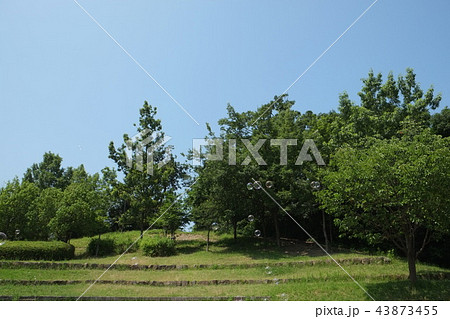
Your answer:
[0,241,74,260]
[87,238,115,257]
[113,236,138,254]
[140,236,176,257]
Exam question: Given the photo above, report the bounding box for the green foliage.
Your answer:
[108,101,185,234]
[26,187,63,241]
[23,152,73,190]
[86,238,115,257]
[0,241,74,260]
[431,107,450,137]
[140,236,176,257]
[317,129,450,281]
[48,165,110,242]
[108,233,139,254]
[0,179,40,239]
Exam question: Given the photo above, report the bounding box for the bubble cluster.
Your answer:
[248,215,255,222]
[253,181,262,190]
[246,182,254,191]
[254,229,261,237]
[310,181,321,190]
[0,232,7,246]
[265,181,273,188]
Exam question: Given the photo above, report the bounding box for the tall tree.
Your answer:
[108,101,184,236]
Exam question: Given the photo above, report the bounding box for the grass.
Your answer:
[1,230,449,300]
[1,280,448,301]
[0,260,447,282]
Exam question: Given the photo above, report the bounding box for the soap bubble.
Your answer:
[15,229,20,236]
[280,293,288,301]
[310,181,321,190]
[265,266,272,275]
[248,215,255,222]
[131,257,137,260]
[253,181,262,190]
[273,278,280,285]
[265,181,273,188]
[246,182,254,191]
[0,232,7,246]
[254,230,261,237]
[212,223,219,231]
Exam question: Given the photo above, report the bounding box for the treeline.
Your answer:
[187,68,450,281]
[0,69,449,278]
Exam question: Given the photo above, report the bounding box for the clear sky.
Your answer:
[1,0,449,185]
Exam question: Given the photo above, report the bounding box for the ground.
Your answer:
[0,231,449,301]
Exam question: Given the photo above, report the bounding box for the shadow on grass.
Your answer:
[366,279,450,301]
[175,240,207,255]
[213,237,318,260]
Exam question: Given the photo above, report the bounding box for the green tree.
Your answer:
[0,179,40,240]
[327,69,441,149]
[317,130,450,282]
[23,152,73,189]
[26,187,63,240]
[49,166,109,242]
[108,101,184,236]
[431,107,450,138]
[149,196,189,237]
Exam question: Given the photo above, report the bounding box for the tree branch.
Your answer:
[416,229,432,259]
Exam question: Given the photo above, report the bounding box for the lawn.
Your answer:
[0,231,449,301]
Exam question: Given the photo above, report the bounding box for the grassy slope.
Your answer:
[0,231,449,300]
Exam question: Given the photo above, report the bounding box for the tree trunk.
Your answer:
[272,211,280,247]
[95,233,101,257]
[206,228,210,252]
[406,233,417,283]
[322,210,330,252]
[329,216,333,245]
[140,210,144,238]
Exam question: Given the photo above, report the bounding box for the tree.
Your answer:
[26,187,63,240]
[431,107,450,138]
[108,101,184,236]
[317,129,450,282]
[149,196,189,237]
[49,166,109,242]
[23,152,73,189]
[328,69,441,148]
[0,179,40,240]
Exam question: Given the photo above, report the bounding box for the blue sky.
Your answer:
[1,0,449,185]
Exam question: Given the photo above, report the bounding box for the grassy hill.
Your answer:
[0,231,449,301]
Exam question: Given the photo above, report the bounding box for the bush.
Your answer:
[140,236,176,257]
[113,235,138,254]
[87,238,115,257]
[0,241,74,260]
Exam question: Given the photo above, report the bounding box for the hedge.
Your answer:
[87,238,115,257]
[140,237,176,257]
[0,241,74,261]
